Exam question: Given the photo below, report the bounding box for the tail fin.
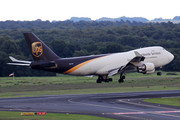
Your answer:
[23,32,60,61]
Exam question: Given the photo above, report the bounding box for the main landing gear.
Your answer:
[96,75,113,83]
[96,74,126,83]
[118,73,125,83]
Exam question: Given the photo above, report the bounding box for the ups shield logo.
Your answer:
[32,42,43,57]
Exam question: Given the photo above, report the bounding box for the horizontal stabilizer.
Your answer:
[7,56,31,66]
[9,56,31,64]
[7,63,30,66]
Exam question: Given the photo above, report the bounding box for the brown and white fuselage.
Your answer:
[8,33,174,83]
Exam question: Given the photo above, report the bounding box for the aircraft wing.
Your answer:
[108,51,145,76]
[130,51,145,62]
[7,56,31,66]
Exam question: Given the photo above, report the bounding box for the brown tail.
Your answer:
[23,32,60,61]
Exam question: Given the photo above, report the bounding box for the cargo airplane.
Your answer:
[8,33,174,83]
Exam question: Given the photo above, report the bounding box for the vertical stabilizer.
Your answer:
[23,33,60,61]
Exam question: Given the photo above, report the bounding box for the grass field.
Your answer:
[0,111,114,120]
[0,71,180,98]
[143,97,180,107]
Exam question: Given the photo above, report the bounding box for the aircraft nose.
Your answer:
[168,52,174,62]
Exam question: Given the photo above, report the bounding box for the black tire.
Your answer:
[105,79,109,83]
[118,78,124,83]
[109,78,113,82]
[96,79,102,83]
[157,72,162,76]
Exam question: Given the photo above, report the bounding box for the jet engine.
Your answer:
[137,63,155,74]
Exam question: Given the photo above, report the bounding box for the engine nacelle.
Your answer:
[137,63,155,74]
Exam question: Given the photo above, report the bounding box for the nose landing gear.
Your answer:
[157,67,162,76]
[157,72,162,76]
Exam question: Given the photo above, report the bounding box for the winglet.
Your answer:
[134,51,142,57]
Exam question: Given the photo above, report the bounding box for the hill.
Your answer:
[62,16,180,23]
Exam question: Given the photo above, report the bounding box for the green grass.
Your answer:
[0,71,180,98]
[1,86,180,98]
[143,97,180,107]
[0,111,114,120]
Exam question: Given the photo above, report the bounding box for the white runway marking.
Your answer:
[113,110,180,115]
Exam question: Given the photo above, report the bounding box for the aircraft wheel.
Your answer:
[96,79,102,83]
[109,78,113,82]
[122,75,125,79]
[118,78,124,83]
[104,79,109,83]
[157,72,162,76]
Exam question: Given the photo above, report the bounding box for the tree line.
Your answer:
[0,19,146,30]
[0,20,179,77]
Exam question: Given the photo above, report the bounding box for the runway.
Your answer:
[0,90,180,120]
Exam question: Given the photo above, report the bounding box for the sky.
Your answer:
[1,0,180,22]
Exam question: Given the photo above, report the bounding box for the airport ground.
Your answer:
[0,72,180,98]
[0,72,180,120]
